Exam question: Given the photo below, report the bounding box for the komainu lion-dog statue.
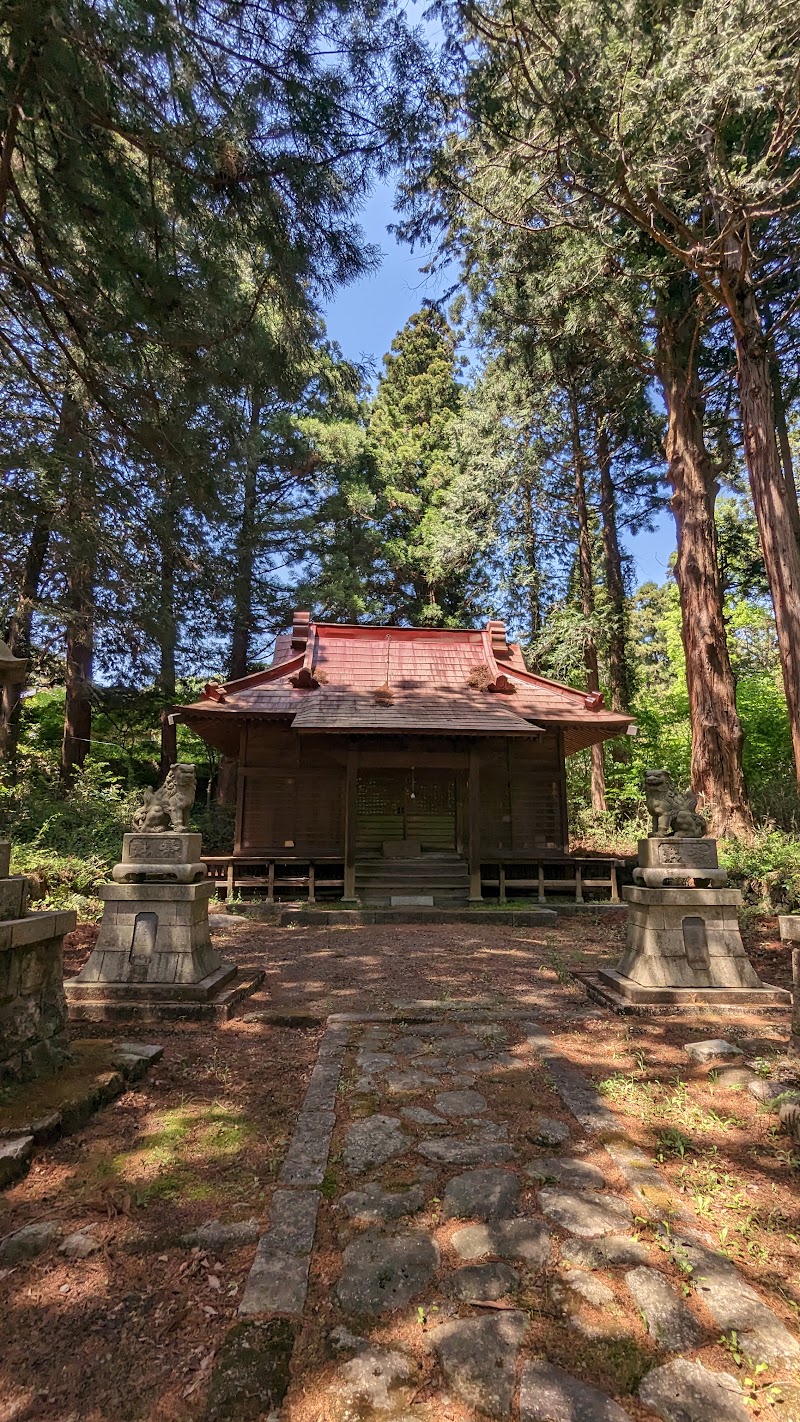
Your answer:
[132,763,196,833]
[644,768,707,839]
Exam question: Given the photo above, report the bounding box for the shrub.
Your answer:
[720,827,800,912]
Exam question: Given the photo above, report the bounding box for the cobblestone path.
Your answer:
[215,1015,800,1422]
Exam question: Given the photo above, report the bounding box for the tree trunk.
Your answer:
[157,481,178,782]
[763,303,800,549]
[654,274,751,837]
[229,396,261,681]
[520,475,542,645]
[597,422,630,712]
[1,389,78,764]
[569,385,606,812]
[60,449,95,783]
[723,272,800,788]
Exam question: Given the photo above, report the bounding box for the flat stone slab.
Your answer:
[625,1266,701,1351]
[526,1156,605,1190]
[429,1311,527,1420]
[267,1190,320,1254]
[562,1235,651,1269]
[671,1234,800,1363]
[520,1359,634,1421]
[445,1262,519,1301]
[343,1114,411,1175]
[638,1358,750,1422]
[206,1318,296,1422]
[60,1229,101,1259]
[402,1106,446,1126]
[684,1038,744,1063]
[553,1268,615,1309]
[182,1218,261,1248]
[442,1168,520,1221]
[748,1076,800,1105]
[335,1230,439,1315]
[416,1138,515,1166]
[0,1135,33,1188]
[434,1089,487,1117]
[451,1218,551,1267]
[529,1116,571,1147]
[238,1250,310,1316]
[384,1070,441,1095]
[331,1338,416,1410]
[0,1220,60,1263]
[538,1189,633,1238]
[279,1109,335,1187]
[340,1181,425,1223]
[713,1066,756,1089]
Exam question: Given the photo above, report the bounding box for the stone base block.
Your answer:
[73,881,220,987]
[618,885,761,991]
[65,965,265,1022]
[779,915,800,944]
[583,969,792,1016]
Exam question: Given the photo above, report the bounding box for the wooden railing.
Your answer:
[480,857,622,904]
[203,853,624,905]
[202,856,344,903]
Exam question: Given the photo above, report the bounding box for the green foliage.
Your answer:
[719,829,800,912]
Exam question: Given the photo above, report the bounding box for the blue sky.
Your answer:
[323,181,674,588]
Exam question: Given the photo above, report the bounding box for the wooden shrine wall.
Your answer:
[235,725,567,857]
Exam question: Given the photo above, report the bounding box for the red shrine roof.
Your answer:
[178,614,634,754]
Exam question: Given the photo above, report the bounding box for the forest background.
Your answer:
[2,0,800,918]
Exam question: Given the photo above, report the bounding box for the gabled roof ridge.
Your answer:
[212,653,305,695]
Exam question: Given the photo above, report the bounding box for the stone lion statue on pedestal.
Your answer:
[132,763,196,833]
[644,769,707,839]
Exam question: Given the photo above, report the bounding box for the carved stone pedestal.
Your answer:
[587,838,792,1015]
[0,840,76,1080]
[65,833,262,1022]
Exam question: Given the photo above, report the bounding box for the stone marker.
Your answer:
[429,1311,527,1420]
[441,1168,520,1221]
[538,1188,633,1238]
[625,1266,701,1350]
[0,1135,34,1189]
[336,1230,439,1315]
[638,1358,750,1422]
[520,1359,633,1422]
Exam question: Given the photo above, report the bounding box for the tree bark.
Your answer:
[229,395,261,681]
[569,385,606,812]
[763,302,800,549]
[1,389,78,764]
[654,274,751,837]
[722,271,800,789]
[157,486,178,783]
[520,475,542,645]
[60,447,95,783]
[596,422,630,712]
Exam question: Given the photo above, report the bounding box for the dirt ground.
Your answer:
[0,913,796,1421]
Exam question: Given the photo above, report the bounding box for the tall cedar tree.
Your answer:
[368,308,467,624]
[428,0,800,797]
[0,0,425,774]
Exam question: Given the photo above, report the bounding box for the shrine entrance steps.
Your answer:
[355,853,470,905]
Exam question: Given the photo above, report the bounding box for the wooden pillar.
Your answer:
[343,745,359,902]
[468,746,482,901]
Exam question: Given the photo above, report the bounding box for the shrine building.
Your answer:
[177,613,633,905]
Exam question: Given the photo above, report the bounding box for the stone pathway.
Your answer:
[220,1014,800,1421]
